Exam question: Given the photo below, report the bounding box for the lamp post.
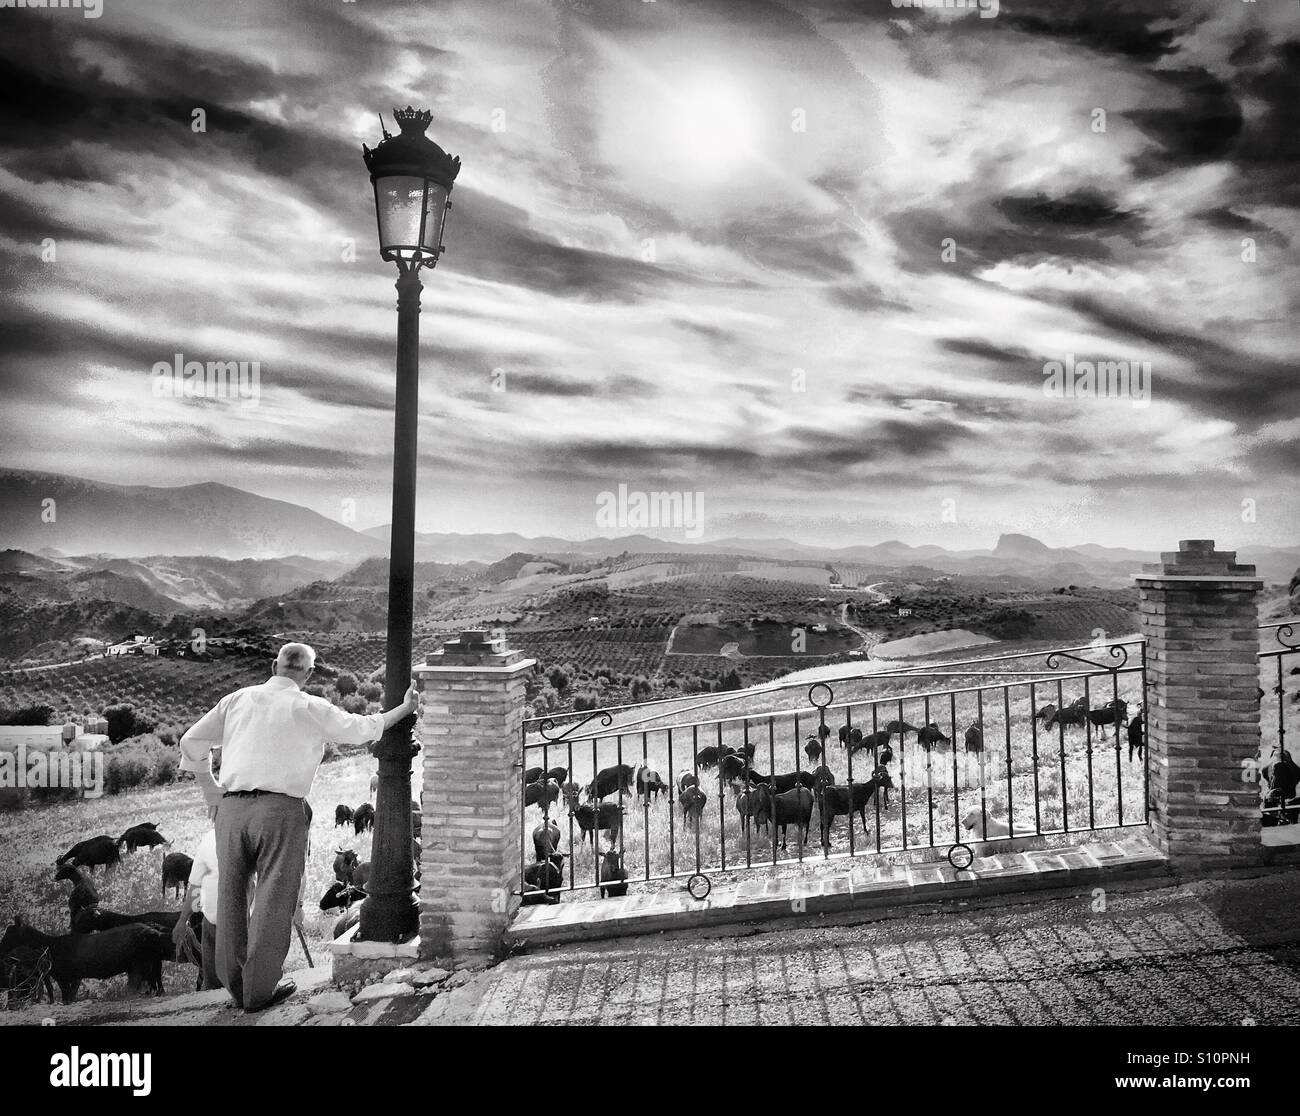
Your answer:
[358,106,460,942]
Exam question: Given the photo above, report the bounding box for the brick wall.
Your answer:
[1137,540,1263,868]
[415,630,534,967]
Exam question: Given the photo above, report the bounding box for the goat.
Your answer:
[735,783,772,835]
[771,786,815,850]
[585,764,636,801]
[525,778,560,811]
[804,736,823,763]
[636,765,669,804]
[573,803,623,844]
[745,770,816,794]
[814,767,893,846]
[319,882,366,912]
[523,852,566,892]
[116,822,168,854]
[353,802,376,835]
[677,772,699,795]
[334,804,355,827]
[679,785,707,828]
[54,864,99,926]
[161,853,193,899]
[333,848,359,885]
[916,723,950,749]
[0,917,165,1003]
[56,836,120,875]
[1086,699,1128,730]
[964,723,983,754]
[695,746,720,770]
[599,850,628,899]
[532,818,561,861]
[523,766,544,784]
[1127,710,1145,762]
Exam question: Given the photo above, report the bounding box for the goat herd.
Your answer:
[0,786,423,1007]
[520,698,1148,903]
[1,822,201,1006]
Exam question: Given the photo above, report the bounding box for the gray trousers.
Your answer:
[215,793,307,1011]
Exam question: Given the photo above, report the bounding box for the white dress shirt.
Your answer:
[179,675,385,798]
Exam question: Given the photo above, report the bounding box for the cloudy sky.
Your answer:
[1,0,1297,550]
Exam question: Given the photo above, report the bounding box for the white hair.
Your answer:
[276,642,316,674]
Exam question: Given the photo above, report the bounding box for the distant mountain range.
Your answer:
[2,468,1298,585]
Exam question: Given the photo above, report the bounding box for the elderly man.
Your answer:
[180,642,417,1012]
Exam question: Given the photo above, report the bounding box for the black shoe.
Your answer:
[245,980,296,1012]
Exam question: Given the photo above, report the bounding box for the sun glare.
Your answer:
[667,78,760,179]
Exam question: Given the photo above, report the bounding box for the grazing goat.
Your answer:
[56,836,120,875]
[117,822,168,854]
[771,786,815,850]
[545,766,568,784]
[804,736,824,763]
[636,766,669,804]
[718,753,750,787]
[1087,699,1128,730]
[574,803,623,844]
[695,746,720,770]
[680,785,707,828]
[964,724,983,754]
[839,725,864,750]
[0,917,165,1003]
[746,770,816,794]
[1035,704,1057,724]
[678,772,699,795]
[353,802,376,835]
[524,766,544,784]
[813,766,893,846]
[525,778,560,811]
[161,853,193,899]
[916,723,950,749]
[585,764,636,801]
[599,850,628,899]
[886,720,918,738]
[1045,704,1087,730]
[334,804,355,828]
[850,730,891,757]
[532,818,561,861]
[523,852,566,892]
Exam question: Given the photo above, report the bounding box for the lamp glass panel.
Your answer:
[375,175,429,259]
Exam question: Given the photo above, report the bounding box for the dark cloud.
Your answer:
[997,1,1192,63]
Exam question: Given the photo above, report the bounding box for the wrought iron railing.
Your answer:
[1258,620,1299,828]
[518,639,1148,900]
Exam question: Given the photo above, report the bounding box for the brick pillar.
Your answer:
[414,629,533,968]
[1137,540,1262,869]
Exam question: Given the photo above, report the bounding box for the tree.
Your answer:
[714,670,743,693]
[573,692,598,712]
[104,704,155,745]
[548,667,569,692]
[335,672,359,698]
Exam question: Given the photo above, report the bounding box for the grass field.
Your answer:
[0,750,408,1002]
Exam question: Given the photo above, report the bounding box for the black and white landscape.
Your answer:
[1,0,1298,1048]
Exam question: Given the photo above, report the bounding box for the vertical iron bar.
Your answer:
[1057,679,1069,834]
[1029,683,1041,836]
[666,728,675,879]
[898,699,908,851]
[924,695,934,849]
[641,732,650,882]
[872,702,882,854]
[1003,685,1013,836]
[1084,675,1095,830]
[977,688,987,840]
[717,722,726,871]
[950,691,959,847]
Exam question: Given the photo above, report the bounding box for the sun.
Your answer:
[668,79,760,179]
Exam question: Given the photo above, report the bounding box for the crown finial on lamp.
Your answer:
[393,105,434,134]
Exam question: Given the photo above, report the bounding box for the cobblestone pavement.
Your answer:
[6,871,1300,1026]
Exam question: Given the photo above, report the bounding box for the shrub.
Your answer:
[0,703,55,726]
[573,692,598,712]
[334,672,359,697]
[304,684,328,698]
[341,695,369,714]
[358,681,384,702]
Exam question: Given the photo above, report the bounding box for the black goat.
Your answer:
[334,804,355,827]
[353,802,376,835]
[117,822,168,854]
[161,852,193,899]
[599,850,628,898]
[56,836,120,875]
[814,767,894,846]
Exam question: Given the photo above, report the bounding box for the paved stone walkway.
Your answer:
[6,870,1300,1026]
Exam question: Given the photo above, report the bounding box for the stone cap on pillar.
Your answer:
[1136,539,1261,585]
[422,628,527,668]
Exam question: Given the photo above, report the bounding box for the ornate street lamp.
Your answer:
[358,106,460,942]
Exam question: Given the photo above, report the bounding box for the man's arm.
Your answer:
[310,682,419,745]
[179,696,230,776]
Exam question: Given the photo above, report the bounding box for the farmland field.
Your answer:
[873,630,997,657]
[670,619,860,657]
